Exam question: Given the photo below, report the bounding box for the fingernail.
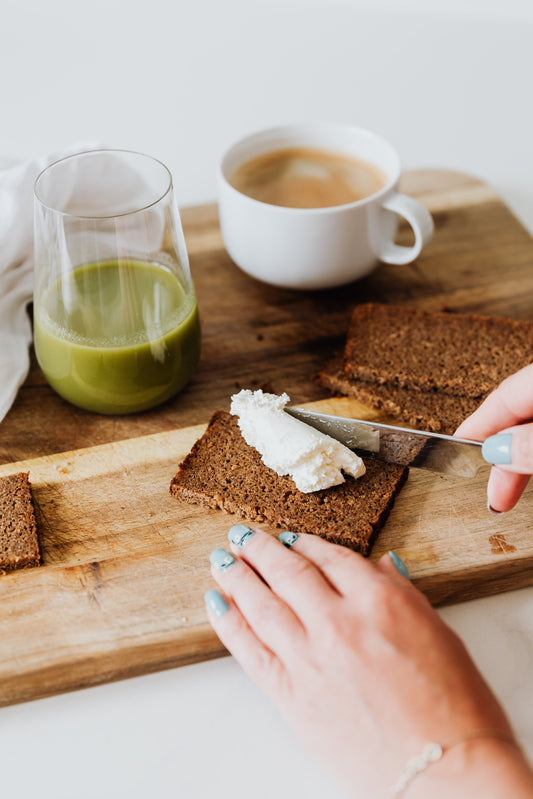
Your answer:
[279,531,299,548]
[482,433,513,465]
[204,589,229,617]
[228,524,255,547]
[487,501,503,515]
[209,548,236,572]
[389,550,410,579]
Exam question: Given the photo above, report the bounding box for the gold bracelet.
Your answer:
[390,729,519,796]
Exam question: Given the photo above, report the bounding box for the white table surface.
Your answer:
[2,2,533,797]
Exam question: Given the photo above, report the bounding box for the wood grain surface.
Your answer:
[1,169,533,707]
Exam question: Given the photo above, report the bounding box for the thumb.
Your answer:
[482,423,533,474]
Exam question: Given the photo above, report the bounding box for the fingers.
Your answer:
[455,367,533,513]
[225,526,343,628]
[456,364,533,441]
[204,588,286,695]
[377,550,410,583]
[208,546,305,660]
[487,468,531,513]
[204,529,416,689]
[374,549,442,616]
[482,422,533,474]
[228,524,378,609]
[206,524,384,648]
[480,422,533,511]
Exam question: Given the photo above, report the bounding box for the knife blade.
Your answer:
[284,407,487,478]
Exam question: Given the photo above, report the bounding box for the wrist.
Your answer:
[399,734,533,799]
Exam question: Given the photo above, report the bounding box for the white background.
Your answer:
[1,1,533,797]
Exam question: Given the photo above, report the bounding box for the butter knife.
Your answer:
[285,408,487,478]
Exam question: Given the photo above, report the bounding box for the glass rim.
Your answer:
[33,148,173,220]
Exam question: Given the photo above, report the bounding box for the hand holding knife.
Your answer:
[287,363,533,512]
[454,364,533,513]
[285,407,487,478]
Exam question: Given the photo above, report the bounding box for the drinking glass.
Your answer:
[33,149,201,414]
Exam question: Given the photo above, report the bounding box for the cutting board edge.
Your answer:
[5,555,532,708]
[0,394,424,485]
[0,423,210,480]
[0,622,226,709]
[415,554,533,606]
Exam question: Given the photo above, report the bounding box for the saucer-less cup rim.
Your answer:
[218,122,400,215]
[217,122,435,290]
[34,148,173,219]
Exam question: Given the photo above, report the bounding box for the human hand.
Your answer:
[455,364,533,512]
[204,526,527,797]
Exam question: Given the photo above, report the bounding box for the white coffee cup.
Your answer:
[217,123,434,290]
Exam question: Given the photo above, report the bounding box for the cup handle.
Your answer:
[377,192,434,265]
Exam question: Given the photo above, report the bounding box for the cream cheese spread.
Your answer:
[230,389,365,493]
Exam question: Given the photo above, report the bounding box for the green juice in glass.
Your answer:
[34,259,201,414]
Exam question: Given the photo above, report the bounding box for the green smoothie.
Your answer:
[34,259,201,414]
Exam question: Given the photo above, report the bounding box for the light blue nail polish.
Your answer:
[279,531,299,548]
[209,548,236,572]
[482,433,513,465]
[389,550,410,579]
[204,589,229,617]
[228,524,255,547]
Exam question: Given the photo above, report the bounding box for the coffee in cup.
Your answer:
[228,147,388,209]
[218,123,434,290]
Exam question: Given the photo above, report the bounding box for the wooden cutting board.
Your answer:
[1,169,533,707]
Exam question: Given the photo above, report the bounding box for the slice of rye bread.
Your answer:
[170,410,408,556]
[343,303,533,398]
[315,355,482,435]
[0,472,41,573]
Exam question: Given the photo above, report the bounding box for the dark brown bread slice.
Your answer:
[343,303,533,398]
[0,472,41,573]
[170,410,408,556]
[315,355,482,434]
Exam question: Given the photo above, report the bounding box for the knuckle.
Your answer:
[243,644,284,696]
[250,600,279,632]
[327,543,359,567]
[277,553,316,584]
[322,606,357,643]
[249,641,278,677]
[318,581,413,648]
[359,579,407,627]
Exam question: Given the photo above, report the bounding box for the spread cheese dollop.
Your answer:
[230,389,365,493]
